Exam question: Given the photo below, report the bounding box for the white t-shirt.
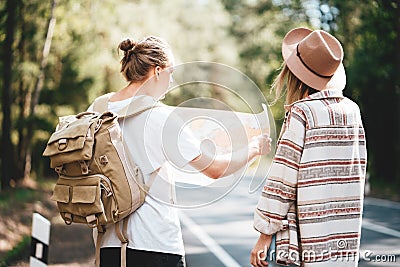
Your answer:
[90,96,201,256]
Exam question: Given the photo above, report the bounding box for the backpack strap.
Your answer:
[92,92,114,113]
[115,219,129,267]
[92,93,162,267]
[95,226,106,267]
[92,93,161,118]
[116,95,160,119]
[94,221,129,267]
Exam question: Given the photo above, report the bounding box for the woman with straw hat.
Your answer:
[250,28,367,267]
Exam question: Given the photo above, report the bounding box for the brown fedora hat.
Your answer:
[282,27,346,91]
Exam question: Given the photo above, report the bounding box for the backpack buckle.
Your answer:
[55,165,64,174]
[86,214,98,228]
[133,166,139,176]
[64,213,73,225]
[58,139,67,150]
[99,155,109,165]
[94,119,103,132]
[79,161,89,174]
[112,210,119,221]
[86,128,93,141]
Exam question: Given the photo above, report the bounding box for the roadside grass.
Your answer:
[369,179,400,202]
[0,235,31,267]
[0,187,38,208]
[0,178,56,266]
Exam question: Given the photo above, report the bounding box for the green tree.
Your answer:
[1,0,18,190]
[324,0,399,193]
[222,0,400,197]
[220,0,310,130]
[342,0,400,192]
[1,0,99,189]
[0,0,240,190]
[23,0,57,182]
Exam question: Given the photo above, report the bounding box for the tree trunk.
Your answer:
[16,2,28,179]
[1,0,18,191]
[395,0,400,182]
[23,0,57,182]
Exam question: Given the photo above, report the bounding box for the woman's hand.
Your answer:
[190,134,272,179]
[249,135,272,158]
[250,233,272,267]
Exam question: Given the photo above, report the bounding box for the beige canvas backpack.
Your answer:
[43,93,158,267]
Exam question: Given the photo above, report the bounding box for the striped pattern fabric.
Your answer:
[254,90,367,266]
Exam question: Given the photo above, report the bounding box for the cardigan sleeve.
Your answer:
[254,105,306,235]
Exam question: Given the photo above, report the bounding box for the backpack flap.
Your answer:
[51,184,70,203]
[43,113,98,168]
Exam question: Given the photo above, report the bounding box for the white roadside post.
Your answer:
[30,213,51,267]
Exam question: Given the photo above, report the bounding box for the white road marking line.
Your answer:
[179,211,242,267]
[362,220,400,238]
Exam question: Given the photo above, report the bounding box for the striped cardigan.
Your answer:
[254,89,367,266]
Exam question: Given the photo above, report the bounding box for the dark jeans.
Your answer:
[267,235,297,267]
[100,247,186,267]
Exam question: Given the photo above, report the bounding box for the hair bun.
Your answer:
[119,38,136,52]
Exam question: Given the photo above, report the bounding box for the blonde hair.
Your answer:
[271,63,318,105]
[118,36,171,82]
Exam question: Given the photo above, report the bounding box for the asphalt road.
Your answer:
[179,176,400,267]
[30,176,398,267]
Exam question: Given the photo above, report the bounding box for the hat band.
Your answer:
[296,44,333,79]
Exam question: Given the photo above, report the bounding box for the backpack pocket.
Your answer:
[51,174,118,227]
[43,114,97,168]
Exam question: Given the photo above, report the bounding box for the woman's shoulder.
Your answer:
[342,96,361,111]
[137,104,174,127]
[146,104,173,118]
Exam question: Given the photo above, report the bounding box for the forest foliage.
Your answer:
[1,0,399,197]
